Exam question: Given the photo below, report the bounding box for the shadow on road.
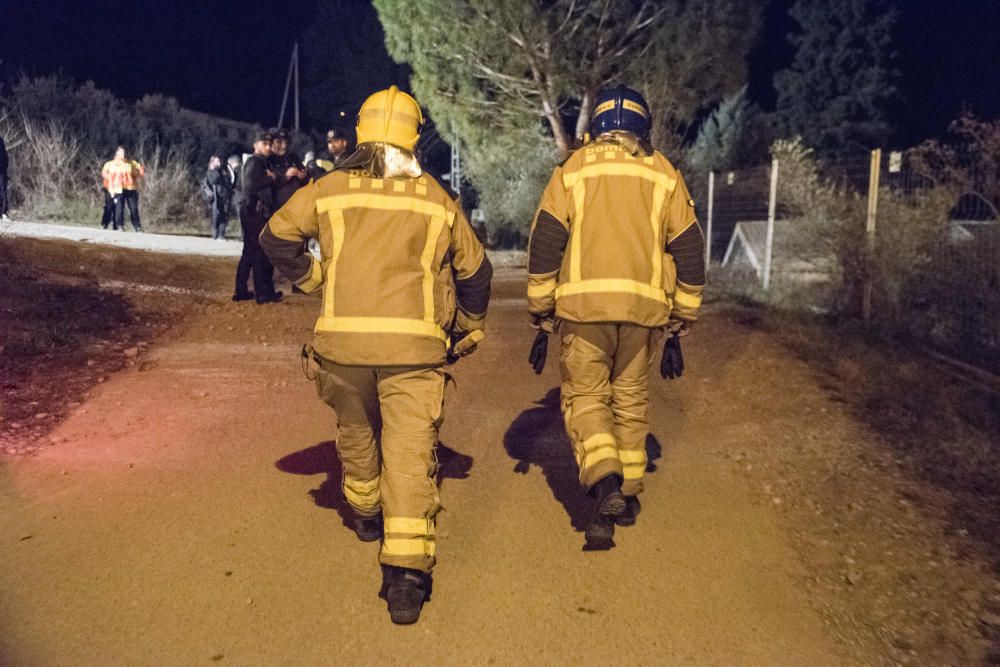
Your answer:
[503,387,662,533]
[275,440,474,533]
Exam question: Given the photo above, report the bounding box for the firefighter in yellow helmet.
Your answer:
[260,86,492,624]
[526,85,705,547]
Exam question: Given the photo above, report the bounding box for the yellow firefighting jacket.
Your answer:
[527,136,705,326]
[260,169,492,367]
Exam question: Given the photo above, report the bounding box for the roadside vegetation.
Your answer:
[0,76,248,233]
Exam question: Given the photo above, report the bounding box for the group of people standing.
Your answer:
[231,127,351,304]
[201,154,242,241]
[100,147,145,232]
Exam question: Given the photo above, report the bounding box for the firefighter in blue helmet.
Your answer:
[526,85,706,546]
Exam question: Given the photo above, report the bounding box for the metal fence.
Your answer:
[700,146,1000,373]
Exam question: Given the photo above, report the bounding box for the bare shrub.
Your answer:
[9,116,101,222]
[136,145,203,234]
[909,114,1000,221]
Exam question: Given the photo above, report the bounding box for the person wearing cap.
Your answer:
[234,131,282,303]
[313,128,351,175]
[526,85,706,547]
[260,86,492,624]
[267,128,308,212]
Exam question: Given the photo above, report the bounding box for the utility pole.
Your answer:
[278,43,300,131]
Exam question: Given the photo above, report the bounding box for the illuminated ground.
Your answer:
[1,241,997,664]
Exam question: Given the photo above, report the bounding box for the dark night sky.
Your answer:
[1,0,998,145]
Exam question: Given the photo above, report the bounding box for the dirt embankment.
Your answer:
[0,237,232,454]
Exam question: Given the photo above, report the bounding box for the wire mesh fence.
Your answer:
[702,144,1000,373]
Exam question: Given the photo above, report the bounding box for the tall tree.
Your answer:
[374,0,761,229]
[687,87,754,174]
[774,0,897,154]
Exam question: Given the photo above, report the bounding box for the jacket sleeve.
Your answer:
[663,171,706,322]
[449,204,492,333]
[259,182,324,294]
[243,158,273,206]
[526,165,571,317]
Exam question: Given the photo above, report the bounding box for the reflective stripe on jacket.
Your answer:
[101,159,132,195]
[260,171,492,367]
[527,139,705,325]
[123,160,144,191]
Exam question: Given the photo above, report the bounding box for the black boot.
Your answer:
[232,291,255,302]
[255,290,283,304]
[614,496,641,527]
[584,474,625,544]
[354,514,383,543]
[384,566,429,625]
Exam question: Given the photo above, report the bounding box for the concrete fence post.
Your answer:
[763,158,779,290]
[705,171,715,268]
[862,148,882,324]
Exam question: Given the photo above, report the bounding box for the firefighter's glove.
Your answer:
[529,330,549,375]
[446,330,484,365]
[665,317,692,337]
[660,333,685,380]
[530,315,557,334]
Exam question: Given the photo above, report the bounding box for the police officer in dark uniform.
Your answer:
[310,128,352,178]
[234,131,283,304]
[268,128,308,211]
[268,128,311,294]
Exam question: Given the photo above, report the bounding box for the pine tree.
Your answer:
[688,87,753,173]
[774,0,897,155]
[373,0,762,229]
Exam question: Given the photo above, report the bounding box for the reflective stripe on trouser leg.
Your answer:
[314,364,383,516]
[619,448,648,496]
[382,516,436,563]
[343,474,381,517]
[376,367,444,573]
[559,323,623,488]
[611,324,655,496]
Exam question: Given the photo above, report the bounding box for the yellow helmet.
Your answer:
[356,86,423,151]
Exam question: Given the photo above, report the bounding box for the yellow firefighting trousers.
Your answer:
[315,362,444,573]
[559,322,657,497]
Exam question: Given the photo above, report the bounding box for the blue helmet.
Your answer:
[590,85,651,140]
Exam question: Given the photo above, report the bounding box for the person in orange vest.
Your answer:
[122,151,145,232]
[101,147,144,232]
[99,157,115,229]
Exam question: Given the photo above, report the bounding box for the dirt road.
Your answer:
[1,262,997,665]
